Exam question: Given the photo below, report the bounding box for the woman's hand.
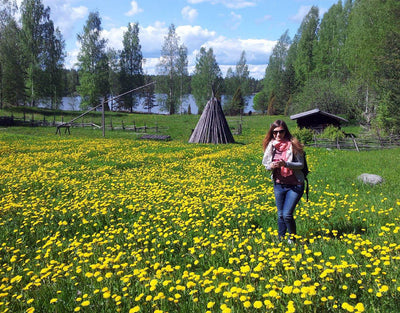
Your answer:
[271,160,286,168]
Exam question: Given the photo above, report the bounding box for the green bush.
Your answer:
[319,125,346,140]
[291,127,314,144]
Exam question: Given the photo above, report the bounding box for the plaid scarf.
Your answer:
[273,140,293,177]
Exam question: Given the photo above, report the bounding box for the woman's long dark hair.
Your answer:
[262,120,303,153]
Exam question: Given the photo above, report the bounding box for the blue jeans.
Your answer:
[273,183,304,240]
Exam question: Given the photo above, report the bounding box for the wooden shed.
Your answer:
[290,108,348,132]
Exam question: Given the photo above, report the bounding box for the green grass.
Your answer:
[0,114,399,313]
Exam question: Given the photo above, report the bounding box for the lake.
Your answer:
[54,94,256,115]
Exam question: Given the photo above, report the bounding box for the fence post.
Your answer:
[350,134,360,152]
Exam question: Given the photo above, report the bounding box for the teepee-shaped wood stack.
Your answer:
[188,96,235,144]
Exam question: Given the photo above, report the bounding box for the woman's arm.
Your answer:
[285,151,304,170]
[262,142,274,170]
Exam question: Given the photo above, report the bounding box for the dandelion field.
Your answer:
[0,119,400,313]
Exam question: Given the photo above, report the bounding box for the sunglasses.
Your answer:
[273,130,285,135]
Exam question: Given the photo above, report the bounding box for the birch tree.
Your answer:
[76,11,109,109]
[156,24,187,114]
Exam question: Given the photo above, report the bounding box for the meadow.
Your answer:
[0,114,399,313]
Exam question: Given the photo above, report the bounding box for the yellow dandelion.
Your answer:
[253,301,263,309]
[207,302,215,309]
[150,279,158,287]
[355,303,365,312]
[264,299,274,309]
[129,306,140,313]
[81,300,90,307]
[103,291,111,299]
[286,300,295,313]
[380,285,389,292]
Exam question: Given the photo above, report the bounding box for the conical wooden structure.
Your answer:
[189,96,235,144]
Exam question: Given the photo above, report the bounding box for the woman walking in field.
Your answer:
[262,120,305,244]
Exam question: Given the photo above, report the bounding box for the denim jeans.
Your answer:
[273,183,304,240]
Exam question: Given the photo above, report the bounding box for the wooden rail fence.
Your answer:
[311,135,400,151]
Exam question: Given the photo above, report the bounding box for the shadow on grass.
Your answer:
[304,220,367,241]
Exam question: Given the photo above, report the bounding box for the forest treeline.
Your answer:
[1,0,399,133]
[254,0,400,134]
[0,0,259,116]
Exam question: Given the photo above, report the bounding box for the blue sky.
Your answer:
[28,0,339,78]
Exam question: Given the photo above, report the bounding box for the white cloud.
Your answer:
[176,25,217,51]
[101,27,126,51]
[41,0,88,38]
[181,6,198,23]
[100,22,167,55]
[125,1,143,17]
[247,64,267,79]
[201,37,275,65]
[187,0,257,9]
[69,20,270,78]
[140,22,169,54]
[65,45,80,69]
[141,57,161,75]
[290,5,312,23]
[258,14,272,22]
[229,11,242,30]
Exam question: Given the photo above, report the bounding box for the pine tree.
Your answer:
[293,6,319,85]
[235,51,251,98]
[230,86,245,115]
[0,5,25,107]
[120,22,143,112]
[261,30,291,115]
[142,75,157,113]
[374,0,400,133]
[107,48,121,111]
[41,21,65,108]
[176,44,190,114]
[223,51,251,115]
[344,0,399,123]
[313,1,350,81]
[191,47,222,113]
[18,0,65,108]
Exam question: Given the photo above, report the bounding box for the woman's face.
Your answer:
[273,126,286,141]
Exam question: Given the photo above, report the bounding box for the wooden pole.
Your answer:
[102,99,105,137]
[351,134,360,152]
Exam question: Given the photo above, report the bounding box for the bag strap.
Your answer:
[304,177,309,202]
